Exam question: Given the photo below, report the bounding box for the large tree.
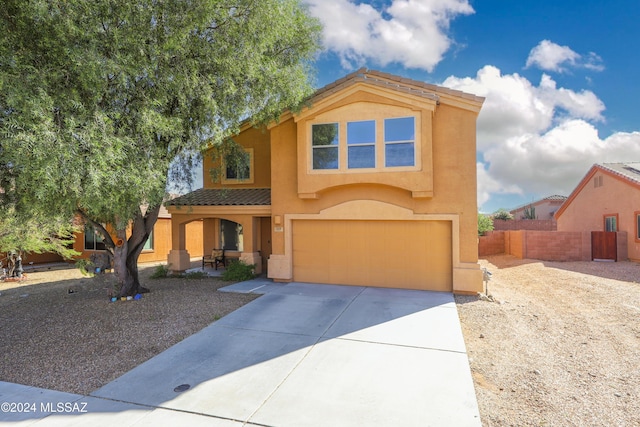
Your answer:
[0,0,321,295]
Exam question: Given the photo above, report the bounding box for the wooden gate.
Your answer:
[591,231,617,261]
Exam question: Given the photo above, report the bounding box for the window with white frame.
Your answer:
[312,123,339,170]
[604,215,617,232]
[347,120,376,169]
[384,117,415,167]
[311,116,417,171]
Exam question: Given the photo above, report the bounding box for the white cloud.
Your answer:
[526,40,604,73]
[443,66,605,151]
[442,66,640,207]
[305,0,474,71]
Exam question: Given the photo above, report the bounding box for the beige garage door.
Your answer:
[292,220,452,291]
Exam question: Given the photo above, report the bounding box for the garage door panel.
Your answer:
[292,220,452,291]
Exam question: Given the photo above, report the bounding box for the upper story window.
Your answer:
[222,148,254,184]
[347,120,376,169]
[384,117,415,167]
[311,116,417,172]
[312,123,339,170]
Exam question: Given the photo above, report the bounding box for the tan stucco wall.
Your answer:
[557,169,640,261]
[203,126,271,189]
[268,90,482,293]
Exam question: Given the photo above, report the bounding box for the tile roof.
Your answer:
[166,188,271,207]
[309,68,485,106]
[509,195,567,212]
[598,162,640,185]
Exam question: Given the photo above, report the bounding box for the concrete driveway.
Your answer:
[0,280,480,426]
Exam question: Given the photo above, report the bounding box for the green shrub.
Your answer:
[222,260,255,282]
[184,270,209,279]
[478,213,494,236]
[492,209,513,221]
[75,259,94,276]
[150,264,170,279]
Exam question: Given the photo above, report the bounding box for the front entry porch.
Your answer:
[165,189,272,275]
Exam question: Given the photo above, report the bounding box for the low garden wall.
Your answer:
[479,230,628,261]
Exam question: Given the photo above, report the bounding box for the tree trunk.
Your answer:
[111,205,161,297]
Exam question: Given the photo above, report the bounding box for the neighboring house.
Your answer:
[510,195,567,219]
[167,69,485,293]
[74,204,204,264]
[556,162,640,262]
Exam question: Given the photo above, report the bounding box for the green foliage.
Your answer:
[478,214,494,236]
[492,209,514,221]
[0,0,321,292]
[150,264,170,279]
[222,260,256,282]
[0,207,80,259]
[184,270,209,279]
[523,204,537,219]
[75,259,94,277]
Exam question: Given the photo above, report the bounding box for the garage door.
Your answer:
[292,220,452,291]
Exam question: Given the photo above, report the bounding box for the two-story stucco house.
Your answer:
[166,69,485,293]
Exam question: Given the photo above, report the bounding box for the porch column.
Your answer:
[239,217,262,274]
[167,218,191,272]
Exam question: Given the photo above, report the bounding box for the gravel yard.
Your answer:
[0,264,257,395]
[456,255,640,427]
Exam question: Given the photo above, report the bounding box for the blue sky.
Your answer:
[305,0,640,212]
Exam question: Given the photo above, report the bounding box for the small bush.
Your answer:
[75,259,94,276]
[222,260,255,282]
[492,209,513,221]
[150,264,170,279]
[478,213,494,236]
[184,270,209,279]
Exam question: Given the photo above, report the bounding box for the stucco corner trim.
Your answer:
[411,190,434,199]
[298,192,319,199]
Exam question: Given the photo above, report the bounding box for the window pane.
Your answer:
[347,120,375,145]
[84,225,94,250]
[313,146,339,169]
[348,146,375,168]
[225,151,250,180]
[384,117,414,142]
[143,231,153,250]
[385,143,415,167]
[605,216,617,232]
[637,214,640,239]
[221,219,243,251]
[312,123,338,146]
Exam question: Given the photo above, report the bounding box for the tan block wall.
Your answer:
[493,219,557,231]
[482,230,596,262]
[478,231,505,256]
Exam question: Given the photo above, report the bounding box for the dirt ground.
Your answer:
[0,264,257,395]
[456,255,640,427]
